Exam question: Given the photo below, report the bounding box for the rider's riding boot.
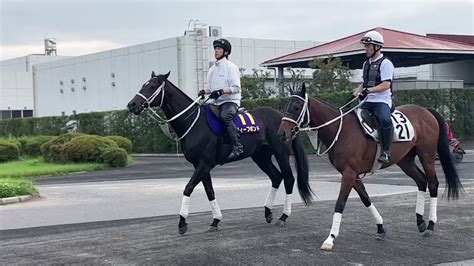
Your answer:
[226,125,244,161]
[378,125,393,164]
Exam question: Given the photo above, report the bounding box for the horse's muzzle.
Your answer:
[127,102,144,115]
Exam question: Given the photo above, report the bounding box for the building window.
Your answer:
[23,110,33,117]
[12,110,22,119]
[1,111,11,120]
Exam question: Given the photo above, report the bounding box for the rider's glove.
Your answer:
[209,89,224,100]
[359,88,370,100]
[198,90,206,98]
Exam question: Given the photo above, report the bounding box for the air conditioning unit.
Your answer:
[195,28,207,36]
[209,26,222,38]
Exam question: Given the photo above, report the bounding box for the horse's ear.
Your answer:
[151,71,156,77]
[163,71,170,80]
[300,83,307,96]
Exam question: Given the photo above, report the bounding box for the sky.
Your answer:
[0,0,473,60]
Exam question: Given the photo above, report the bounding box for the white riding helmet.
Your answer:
[360,31,384,47]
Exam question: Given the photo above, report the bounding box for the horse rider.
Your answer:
[199,38,244,161]
[353,30,395,164]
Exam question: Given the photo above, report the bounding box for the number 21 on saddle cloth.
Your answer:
[356,109,415,143]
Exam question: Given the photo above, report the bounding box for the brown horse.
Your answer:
[278,84,462,251]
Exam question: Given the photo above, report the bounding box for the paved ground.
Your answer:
[0,152,473,264]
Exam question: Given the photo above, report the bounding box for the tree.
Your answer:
[240,68,275,99]
[278,67,307,96]
[309,56,353,94]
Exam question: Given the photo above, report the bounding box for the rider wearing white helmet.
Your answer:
[353,30,395,164]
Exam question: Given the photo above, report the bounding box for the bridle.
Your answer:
[281,93,310,137]
[281,93,364,155]
[135,78,203,141]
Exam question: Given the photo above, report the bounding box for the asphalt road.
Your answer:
[0,153,473,264]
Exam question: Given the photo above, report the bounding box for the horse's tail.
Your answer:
[292,135,314,205]
[427,108,462,200]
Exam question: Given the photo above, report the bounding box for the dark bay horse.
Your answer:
[278,84,462,251]
[127,71,313,234]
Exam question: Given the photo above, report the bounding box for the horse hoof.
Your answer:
[178,224,188,235]
[421,229,434,237]
[376,233,386,240]
[417,221,427,233]
[275,220,286,227]
[265,207,273,224]
[207,225,218,232]
[265,214,273,224]
[320,241,334,251]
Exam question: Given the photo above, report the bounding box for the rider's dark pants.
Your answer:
[362,102,393,151]
[219,102,241,147]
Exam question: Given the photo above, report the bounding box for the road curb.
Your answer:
[0,195,35,205]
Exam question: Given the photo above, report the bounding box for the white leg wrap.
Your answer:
[416,190,426,216]
[321,213,342,250]
[283,194,293,216]
[329,212,342,238]
[264,187,278,208]
[209,199,222,220]
[429,197,437,223]
[179,196,191,219]
[368,203,383,225]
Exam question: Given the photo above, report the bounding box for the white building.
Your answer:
[0,54,69,119]
[28,26,318,117]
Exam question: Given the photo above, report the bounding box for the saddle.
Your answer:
[205,105,261,136]
[355,108,415,143]
[354,108,416,176]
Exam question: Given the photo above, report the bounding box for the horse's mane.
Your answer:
[164,79,194,103]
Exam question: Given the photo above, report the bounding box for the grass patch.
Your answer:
[0,155,135,180]
[0,157,108,179]
[0,178,38,198]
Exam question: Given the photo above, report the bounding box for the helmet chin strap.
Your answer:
[369,44,382,59]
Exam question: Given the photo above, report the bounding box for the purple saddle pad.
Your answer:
[205,106,261,136]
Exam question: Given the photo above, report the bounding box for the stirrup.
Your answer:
[377,151,390,163]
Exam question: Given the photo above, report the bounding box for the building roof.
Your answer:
[426,34,474,46]
[262,27,474,69]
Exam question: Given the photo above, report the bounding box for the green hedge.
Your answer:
[0,89,472,154]
[105,135,133,154]
[41,133,83,162]
[60,135,118,163]
[100,146,128,167]
[23,136,56,156]
[0,141,21,162]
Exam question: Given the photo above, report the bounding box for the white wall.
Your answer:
[33,38,180,117]
[31,36,319,117]
[0,55,70,72]
[432,60,474,84]
[0,72,33,110]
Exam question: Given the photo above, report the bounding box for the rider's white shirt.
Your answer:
[363,53,394,106]
[207,58,241,106]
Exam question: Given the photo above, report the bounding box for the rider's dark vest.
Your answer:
[362,56,393,89]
